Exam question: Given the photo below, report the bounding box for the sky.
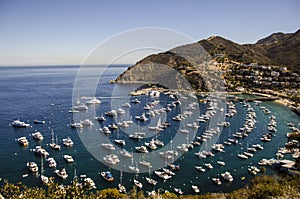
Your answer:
[0,0,299,66]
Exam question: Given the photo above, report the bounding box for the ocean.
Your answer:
[0,65,299,194]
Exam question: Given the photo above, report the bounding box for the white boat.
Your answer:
[187,122,199,129]
[70,122,83,128]
[154,139,164,146]
[63,137,74,147]
[96,115,106,122]
[117,108,126,115]
[47,157,57,168]
[217,161,226,166]
[50,130,61,150]
[145,140,157,150]
[177,144,189,152]
[27,161,38,173]
[12,120,31,128]
[131,98,141,103]
[174,188,183,195]
[122,102,131,108]
[114,139,126,146]
[105,110,117,117]
[129,133,145,140]
[129,165,139,173]
[135,113,148,121]
[40,156,49,184]
[120,149,132,158]
[237,153,248,159]
[103,154,120,165]
[162,168,175,176]
[145,177,157,185]
[135,146,148,153]
[195,166,205,172]
[159,150,178,159]
[64,154,74,163]
[118,121,129,127]
[108,123,118,130]
[154,171,172,180]
[17,136,29,147]
[55,168,68,179]
[204,163,213,169]
[100,126,111,134]
[81,119,93,126]
[101,143,116,150]
[139,160,152,167]
[84,177,96,189]
[33,146,49,157]
[212,177,222,185]
[86,98,101,105]
[73,104,88,110]
[133,179,143,188]
[68,109,79,113]
[180,129,189,134]
[32,131,44,140]
[221,171,233,182]
[34,119,46,124]
[192,185,200,193]
[243,152,253,157]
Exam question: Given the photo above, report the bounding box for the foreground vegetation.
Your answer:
[1,174,300,199]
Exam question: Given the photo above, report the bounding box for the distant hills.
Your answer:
[198,29,300,72]
[115,29,300,90]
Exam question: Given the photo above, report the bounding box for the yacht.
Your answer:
[221,171,233,182]
[55,168,68,179]
[187,122,199,129]
[174,188,183,195]
[180,129,189,134]
[145,177,157,185]
[84,177,96,189]
[237,153,248,159]
[204,163,213,169]
[12,120,31,128]
[135,113,148,121]
[163,168,175,176]
[217,161,226,166]
[159,150,178,159]
[129,133,145,140]
[243,152,254,157]
[27,161,38,173]
[32,131,44,141]
[120,149,132,158]
[154,139,164,146]
[117,108,126,115]
[177,144,189,152]
[118,121,129,127]
[122,102,131,108]
[154,171,172,180]
[103,154,120,165]
[73,104,88,110]
[131,98,141,103]
[100,126,111,134]
[101,143,116,150]
[86,98,101,105]
[108,123,118,130]
[105,110,117,117]
[100,171,114,181]
[47,157,57,168]
[70,122,83,128]
[145,140,157,150]
[133,179,143,189]
[17,137,29,147]
[118,183,127,193]
[212,177,222,185]
[68,109,79,113]
[252,144,264,150]
[135,146,148,153]
[128,165,139,173]
[139,160,152,167]
[33,119,46,124]
[81,119,93,126]
[195,166,206,172]
[33,146,49,157]
[50,130,61,150]
[192,185,200,193]
[64,155,74,163]
[96,115,106,122]
[114,139,126,146]
[63,137,74,147]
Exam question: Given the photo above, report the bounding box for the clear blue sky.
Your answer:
[0,0,299,66]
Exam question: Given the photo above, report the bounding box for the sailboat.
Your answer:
[118,171,127,193]
[145,167,157,185]
[50,129,61,150]
[40,155,49,184]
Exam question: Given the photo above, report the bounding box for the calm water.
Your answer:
[0,65,299,194]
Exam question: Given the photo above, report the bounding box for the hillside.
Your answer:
[115,29,300,90]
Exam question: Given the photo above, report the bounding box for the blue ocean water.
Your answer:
[0,65,299,194]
